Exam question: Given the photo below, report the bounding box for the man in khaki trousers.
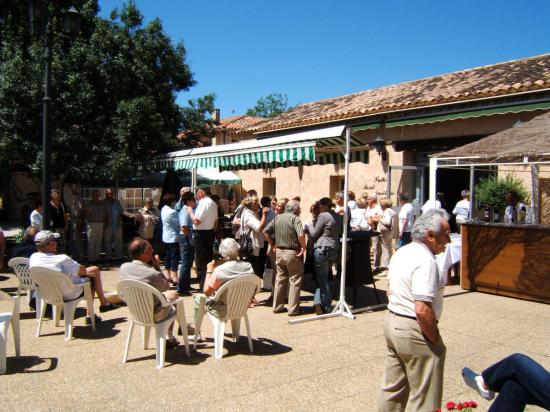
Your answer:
[378,209,451,411]
[263,200,306,316]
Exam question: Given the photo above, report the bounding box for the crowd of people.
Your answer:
[3,182,549,410]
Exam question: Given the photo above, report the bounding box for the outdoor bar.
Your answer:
[431,111,550,303]
[460,222,550,303]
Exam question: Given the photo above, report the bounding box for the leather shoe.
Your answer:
[273,307,287,314]
[85,314,102,325]
[99,303,119,313]
[313,304,323,315]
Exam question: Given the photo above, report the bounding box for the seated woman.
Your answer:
[193,238,255,336]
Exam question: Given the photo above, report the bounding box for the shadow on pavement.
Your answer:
[195,336,292,359]
[5,356,58,374]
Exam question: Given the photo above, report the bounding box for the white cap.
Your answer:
[34,230,60,246]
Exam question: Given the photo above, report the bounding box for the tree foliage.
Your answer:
[246,93,293,118]
[476,174,528,208]
[180,93,216,146]
[0,0,200,182]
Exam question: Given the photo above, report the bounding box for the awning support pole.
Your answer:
[429,157,437,205]
[191,168,197,191]
[290,126,355,325]
[469,165,475,219]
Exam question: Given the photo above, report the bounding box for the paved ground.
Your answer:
[1,266,549,411]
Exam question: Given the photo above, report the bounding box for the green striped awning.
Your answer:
[352,101,550,131]
[150,125,369,172]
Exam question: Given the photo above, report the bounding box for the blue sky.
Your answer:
[98,0,550,118]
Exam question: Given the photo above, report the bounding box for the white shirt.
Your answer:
[29,252,86,301]
[241,208,264,254]
[421,199,441,214]
[193,197,218,230]
[398,202,414,233]
[30,210,43,230]
[387,241,446,320]
[350,208,369,230]
[452,199,470,223]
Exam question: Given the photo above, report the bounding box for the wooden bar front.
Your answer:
[461,222,550,303]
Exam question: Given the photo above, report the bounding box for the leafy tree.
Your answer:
[0,0,196,183]
[246,93,293,118]
[476,174,529,209]
[180,93,217,146]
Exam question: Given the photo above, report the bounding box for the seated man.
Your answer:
[119,238,180,348]
[193,238,255,335]
[12,226,39,259]
[29,230,117,324]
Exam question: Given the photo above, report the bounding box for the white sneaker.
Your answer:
[462,367,495,400]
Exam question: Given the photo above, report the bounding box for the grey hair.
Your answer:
[219,238,241,260]
[461,190,470,198]
[285,199,301,214]
[367,192,378,201]
[411,208,449,242]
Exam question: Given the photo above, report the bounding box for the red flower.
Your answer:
[456,403,463,410]
[446,401,456,410]
[471,401,477,408]
[463,401,471,408]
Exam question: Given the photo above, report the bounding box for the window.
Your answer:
[82,187,106,202]
[329,176,345,199]
[263,178,276,197]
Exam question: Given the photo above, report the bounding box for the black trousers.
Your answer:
[193,230,215,289]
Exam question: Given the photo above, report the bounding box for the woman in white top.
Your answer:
[349,197,370,231]
[452,190,470,233]
[239,195,268,276]
[30,200,44,230]
[378,197,398,270]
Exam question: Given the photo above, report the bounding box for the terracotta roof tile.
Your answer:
[218,115,269,131]
[240,53,550,134]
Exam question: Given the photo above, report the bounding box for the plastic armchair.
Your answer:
[0,290,21,374]
[197,274,258,359]
[8,257,42,318]
[117,279,190,369]
[29,266,96,341]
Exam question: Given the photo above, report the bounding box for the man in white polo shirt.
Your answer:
[378,208,451,412]
[187,187,218,289]
[29,230,117,324]
[397,192,415,249]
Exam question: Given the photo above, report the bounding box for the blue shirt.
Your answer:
[161,205,180,243]
[179,206,194,238]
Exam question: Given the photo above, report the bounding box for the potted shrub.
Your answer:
[476,174,528,222]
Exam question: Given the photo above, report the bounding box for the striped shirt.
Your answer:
[264,212,303,249]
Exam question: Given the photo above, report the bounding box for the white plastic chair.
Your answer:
[0,290,21,374]
[8,257,42,318]
[197,274,258,359]
[29,266,96,341]
[117,279,190,369]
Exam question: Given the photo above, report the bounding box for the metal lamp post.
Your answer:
[28,0,81,230]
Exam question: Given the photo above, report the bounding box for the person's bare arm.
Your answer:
[188,205,202,225]
[415,300,440,344]
[296,234,307,257]
[264,232,277,251]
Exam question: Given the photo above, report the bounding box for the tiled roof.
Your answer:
[239,53,550,134]
[218,115,269,131]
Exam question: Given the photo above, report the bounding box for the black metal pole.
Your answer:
[42,17,52,230]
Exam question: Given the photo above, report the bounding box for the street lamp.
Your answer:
[28,1,81,230]
[370,119,387,162]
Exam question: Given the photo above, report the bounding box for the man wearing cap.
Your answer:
[29,230,117,323]
[187,187,218,289]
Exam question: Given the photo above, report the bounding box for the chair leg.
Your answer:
[212,317,226,359]
[231,319,241,342]
[53,304,62,327]
[35,291,42,320]
[142,326,150,349]
[123,321,135,363]
[155,331,166,369]
[63,302,77,341]
[244,314,253,353]
[11,299,20,357]
[372,281,380,304]
[36,298,48,337]
[84,284,96,332]
[0,321,9,374]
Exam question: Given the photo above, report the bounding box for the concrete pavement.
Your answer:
[1,267,549,411]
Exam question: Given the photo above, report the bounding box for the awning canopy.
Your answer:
[150,125,368,171]
[352,101,550,131]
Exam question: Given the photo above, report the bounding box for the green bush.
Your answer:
[476,174,528,209]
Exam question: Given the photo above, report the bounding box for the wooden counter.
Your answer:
[461,222,550,303]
